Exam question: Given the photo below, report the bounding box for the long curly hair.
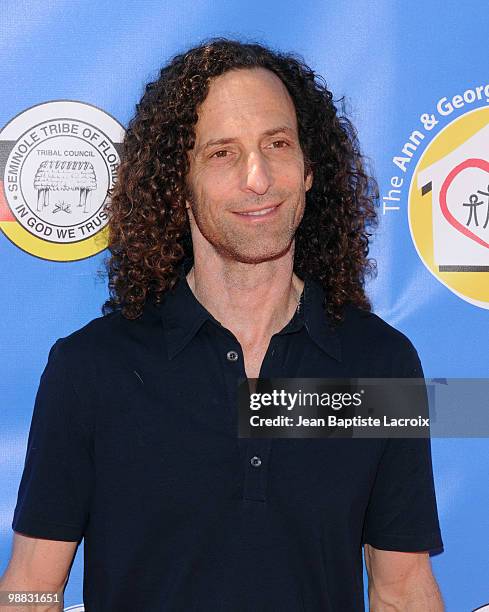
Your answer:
[100,37,379,324]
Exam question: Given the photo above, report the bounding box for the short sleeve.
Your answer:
[12,338,94,542]
[362,338,444,552]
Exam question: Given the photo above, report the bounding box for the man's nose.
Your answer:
[244,150,272,195]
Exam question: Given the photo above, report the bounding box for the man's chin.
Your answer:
[218,242,293,265]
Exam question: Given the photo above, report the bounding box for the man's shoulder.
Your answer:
[51,300,163,363]
[53,310,122,355]
[337,303,422,376]
[340,303,414,346]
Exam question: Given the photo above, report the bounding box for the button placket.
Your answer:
[222,333,278,504]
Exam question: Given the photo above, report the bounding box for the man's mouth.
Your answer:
[233,202,282,218]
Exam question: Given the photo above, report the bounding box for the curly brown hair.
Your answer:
[100,37,379,324]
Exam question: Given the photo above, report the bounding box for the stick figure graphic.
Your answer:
[476,185,489,229]
[463,194,484,227]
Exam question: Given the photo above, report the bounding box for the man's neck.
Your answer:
[186,254,304,349]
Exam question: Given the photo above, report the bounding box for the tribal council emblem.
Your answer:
[409,105,489,309]
[0,100,124,261]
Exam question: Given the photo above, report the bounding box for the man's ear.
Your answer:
[186,201,195,224]
[305,167,313,192]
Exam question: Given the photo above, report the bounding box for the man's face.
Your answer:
[185,67,313,264]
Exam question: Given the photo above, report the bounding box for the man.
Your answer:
[1,39,444,611]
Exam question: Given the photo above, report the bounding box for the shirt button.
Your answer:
[250,456,262,467]
[226,350,239,362]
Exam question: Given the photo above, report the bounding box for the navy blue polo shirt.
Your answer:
[12,259,443,611]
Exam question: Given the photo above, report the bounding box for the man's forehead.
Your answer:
[193,68,299,141]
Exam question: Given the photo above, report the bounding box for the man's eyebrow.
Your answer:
[197,125,296,153]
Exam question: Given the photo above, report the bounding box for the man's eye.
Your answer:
[270,140,289,148]
[211,150,229,158]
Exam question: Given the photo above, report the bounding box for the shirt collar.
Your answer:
[153,257,341,363]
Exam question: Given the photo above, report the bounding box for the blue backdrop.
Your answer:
[1,2,488,610]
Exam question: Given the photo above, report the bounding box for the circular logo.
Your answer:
[409,106,489,309]
[0,100,124,261]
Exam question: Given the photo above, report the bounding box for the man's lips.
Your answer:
[232,201,283,218]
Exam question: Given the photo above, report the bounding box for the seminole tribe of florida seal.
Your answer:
[0,100,124,261]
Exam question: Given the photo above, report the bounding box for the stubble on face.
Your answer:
[185,181,307,264]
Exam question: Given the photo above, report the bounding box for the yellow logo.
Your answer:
[0,100,124,261]
[409,106,489,308]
